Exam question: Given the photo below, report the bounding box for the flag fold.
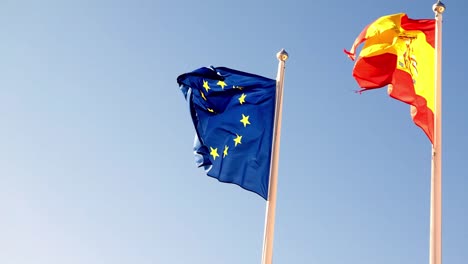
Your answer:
[177,67,276,199]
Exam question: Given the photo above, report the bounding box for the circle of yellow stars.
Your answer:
[201,79,253,161]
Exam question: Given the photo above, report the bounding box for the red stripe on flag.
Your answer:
[353,53,397,89]
[389,69,434,142]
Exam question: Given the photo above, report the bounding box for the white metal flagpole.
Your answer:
[261,49,288,264]
[430,2,445,264]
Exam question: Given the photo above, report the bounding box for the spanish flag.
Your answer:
[345,13,435,143]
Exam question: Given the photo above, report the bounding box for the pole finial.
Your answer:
[433,1,446,14]
[276,49,289,62]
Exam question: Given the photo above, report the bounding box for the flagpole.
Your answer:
[261,49,288,264]
[430,2,445,264]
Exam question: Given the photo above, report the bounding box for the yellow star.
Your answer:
[238,93,247,105]
[217,80,227,89]
[207,108,214,113]
[203,80,210,92]
[240,114,251,127]
[200,91,207,101]
[233,134,242,146]
[223,145,229,157]
[210,147,219,160]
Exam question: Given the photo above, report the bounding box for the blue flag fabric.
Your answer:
[177,66,276,199]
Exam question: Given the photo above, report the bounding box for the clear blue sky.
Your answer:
[1,1,467,263]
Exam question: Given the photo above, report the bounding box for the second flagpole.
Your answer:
[430,2,445,264]
[261,49,288,264]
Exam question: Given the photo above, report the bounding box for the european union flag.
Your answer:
[177,66,276,199]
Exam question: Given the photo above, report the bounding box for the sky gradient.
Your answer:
[1,1,467,263]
